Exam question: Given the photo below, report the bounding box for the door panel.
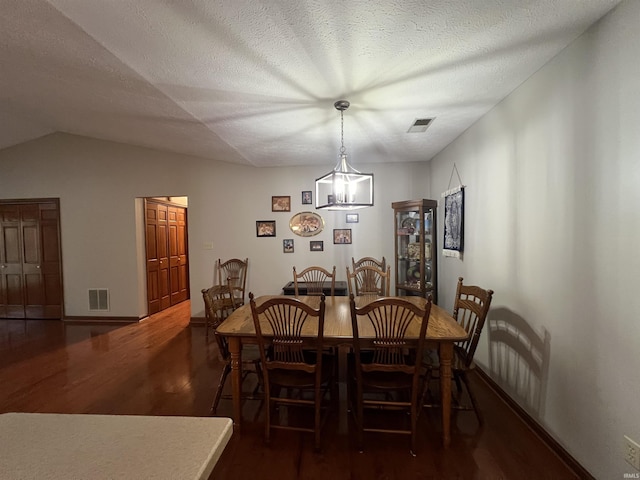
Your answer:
[145,203,161,314]
[168,206,180,305]
[1,219,25,318]
[176,209,189,303]
[157,206,170,311]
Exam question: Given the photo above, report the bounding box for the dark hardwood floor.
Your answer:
[0,301,579,479]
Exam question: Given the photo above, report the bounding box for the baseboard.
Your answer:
[191,316,205,325]
[475,367,594,480]
[63,316,141,324]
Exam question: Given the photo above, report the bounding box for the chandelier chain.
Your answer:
[340,109,346,155]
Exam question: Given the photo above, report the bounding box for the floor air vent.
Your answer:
[88,289,110,311]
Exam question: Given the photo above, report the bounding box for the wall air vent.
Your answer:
[407,118,434,133]
[88,289,110,311]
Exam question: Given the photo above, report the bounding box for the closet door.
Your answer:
[0,205,24,318]
[0,201,62,319]
[145,201,170,315]
[145,199,189,315]
[168,206,189,305]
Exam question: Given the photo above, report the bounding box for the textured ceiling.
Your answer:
[0,0,620,167]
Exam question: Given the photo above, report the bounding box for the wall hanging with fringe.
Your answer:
[442,163,465,259]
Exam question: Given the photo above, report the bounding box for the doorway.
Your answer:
[144,198,190,315]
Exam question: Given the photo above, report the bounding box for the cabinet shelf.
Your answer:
[392,199,438,302]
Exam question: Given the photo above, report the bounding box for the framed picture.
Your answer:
[310,240,323,252]
[272,196,291,212]
[333,228,352,244]
[283,239,294,253]
[256,220,276,237]
[301,191,312,205]
[289,211,324,237]
[346,213,359,223]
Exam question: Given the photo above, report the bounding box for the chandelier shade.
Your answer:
[315,101,374,210]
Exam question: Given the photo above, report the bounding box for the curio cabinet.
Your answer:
[392,199,438,302]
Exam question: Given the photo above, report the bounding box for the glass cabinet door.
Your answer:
[392,199,437,302]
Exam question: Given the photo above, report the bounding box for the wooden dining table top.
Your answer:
[216,295,468,343]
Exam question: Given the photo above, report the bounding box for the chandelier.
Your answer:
[315,100,374,210]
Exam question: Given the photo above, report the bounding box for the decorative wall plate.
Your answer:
[289,212,324,237]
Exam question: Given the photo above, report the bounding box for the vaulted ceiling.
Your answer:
[0,0,620,167]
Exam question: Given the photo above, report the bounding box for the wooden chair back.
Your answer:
[352,256,386,272]
[349,294,432,454]
[217,258,248,306]
[249,293,331,449]
[453,277,494,367]
[350,295,431,377]
[201,286,230,357]
[346,265,391,297]
[250,294,326,376]
[293,266,336,296]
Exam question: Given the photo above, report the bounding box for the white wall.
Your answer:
[429,1,639,478]
[0,133,431,318]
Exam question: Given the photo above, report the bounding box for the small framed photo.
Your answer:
[302,191,312,205]
[256,220,276,237]
[310,240,324,252]
[346,213,359,223]
[283,239,294,253]
[272,196,291,212]
[333,228,352,244]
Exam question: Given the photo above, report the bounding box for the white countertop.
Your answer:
[0,413,233,480]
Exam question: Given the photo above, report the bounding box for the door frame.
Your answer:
[142,197,190,316]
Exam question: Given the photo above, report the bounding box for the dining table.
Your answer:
[215,294,468,447]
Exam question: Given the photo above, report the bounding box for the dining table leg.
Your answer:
[227,337,243,432]
[439,342,454,447]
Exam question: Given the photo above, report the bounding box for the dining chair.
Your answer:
[202,287,261,415]
[346,265,391,297]
[423,277,494,424]
[348,294,432,456]
[352,256,386,272]
[217,258,248,308]
[293,265,336,296]
[202,285,235,342]
[249,293,334,450]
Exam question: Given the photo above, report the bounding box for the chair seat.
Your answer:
[270,357,334,389]
[362,371,414,390]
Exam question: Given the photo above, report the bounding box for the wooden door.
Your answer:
[145,199,189,315]
[0,200,62,319]
[168,206,189,305]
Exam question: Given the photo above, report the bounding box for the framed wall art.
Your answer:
[346,213,359,223]
[310,241,323,252]
[283,238,294,253]
[272,196,291,212]
[333,228,352,244]
[256,220,276,237]
[289,211,324,237]
[302,191,312,205]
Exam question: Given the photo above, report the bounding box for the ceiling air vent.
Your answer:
[407,118,434,133]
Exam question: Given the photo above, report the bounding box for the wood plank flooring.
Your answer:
[0,301,579,479]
